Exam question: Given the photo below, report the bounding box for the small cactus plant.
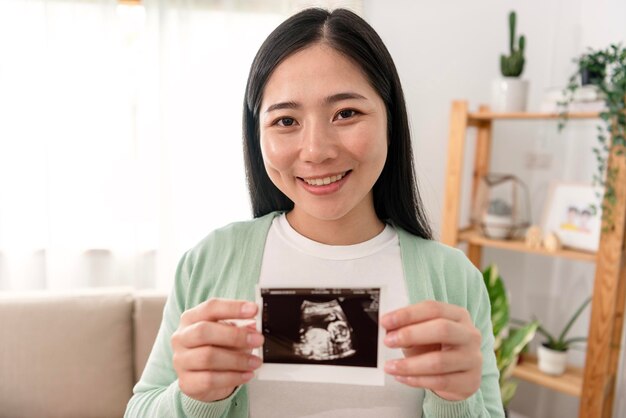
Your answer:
[500,11,526,77]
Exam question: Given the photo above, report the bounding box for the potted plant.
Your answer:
[535,297,591,376]
[491,11,528,112]
[472,174,531,240]
[482,265,539,411]
[483,198,514,239]
[579,52,607,86]
[559,44,626,232]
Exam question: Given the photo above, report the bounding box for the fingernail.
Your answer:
[241,302,256,315]
[384,332,397,346]
[384,360,397,373]
[241,372,254,382]
[381,314,395,329]
[381,313,398,329]
[395,375,407,383]
[247,332,264,347]
[248,356,262,369]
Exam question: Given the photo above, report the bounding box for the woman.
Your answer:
[126,8,503,418]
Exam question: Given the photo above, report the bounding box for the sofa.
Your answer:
[0,288,167,418]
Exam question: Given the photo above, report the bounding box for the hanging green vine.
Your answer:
[558,44,626,232]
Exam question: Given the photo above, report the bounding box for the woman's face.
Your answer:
[259,43,388,226]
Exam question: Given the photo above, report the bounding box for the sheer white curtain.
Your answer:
[0,0,361,291]
[140,1,285,289]
[0,0,136,290]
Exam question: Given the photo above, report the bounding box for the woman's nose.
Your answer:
[300,120,339,163]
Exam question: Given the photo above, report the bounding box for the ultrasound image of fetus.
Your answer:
[293,299,356,361]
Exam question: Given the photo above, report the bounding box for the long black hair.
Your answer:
[243,8,432,240]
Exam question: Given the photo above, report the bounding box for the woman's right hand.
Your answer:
[171,298,264,403]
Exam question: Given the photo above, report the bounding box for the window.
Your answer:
[0,0,361,290]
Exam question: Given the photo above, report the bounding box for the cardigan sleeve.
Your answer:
[422,249,505,418]
[124,250,247,418]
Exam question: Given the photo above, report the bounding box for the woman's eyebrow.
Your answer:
[265,101,299,113]
[323,92,367,104]
[264,92,368,114]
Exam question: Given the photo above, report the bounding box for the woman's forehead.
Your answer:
[261,44,376,108]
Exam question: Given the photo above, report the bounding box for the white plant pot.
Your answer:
[537,344,568,376]
[491,77,529,112]
[482,213,513,239]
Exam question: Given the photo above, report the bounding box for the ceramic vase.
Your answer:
[491,77,529,112]
[482,213,514,239]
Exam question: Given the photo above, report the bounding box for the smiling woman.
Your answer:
[126,7,505,418]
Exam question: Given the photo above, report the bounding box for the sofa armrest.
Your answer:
[0,289,134,418]
[133,291,167,382]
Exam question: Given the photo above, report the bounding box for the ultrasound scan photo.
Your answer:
[260,287,380,368]
[293,299,356,361]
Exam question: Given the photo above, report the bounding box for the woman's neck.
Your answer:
[285,207,385,245]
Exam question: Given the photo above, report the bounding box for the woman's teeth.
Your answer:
[303,172,347,186]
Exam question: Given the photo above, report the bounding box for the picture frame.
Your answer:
[542,182,603,252]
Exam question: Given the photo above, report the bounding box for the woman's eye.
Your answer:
[276,117,296,127]
[336,109,357,120]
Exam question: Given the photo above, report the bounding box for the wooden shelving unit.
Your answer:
[458,227,597,263]
[466,110,599,123]
[512,355,584,398]
[441,101,626,418]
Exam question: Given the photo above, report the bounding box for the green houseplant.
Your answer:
[482,265,539,408]
[579,52,607,86]
[559,44,626,232]
[535,296,591,375]
[491,11,528,112]
[500,11,526,77]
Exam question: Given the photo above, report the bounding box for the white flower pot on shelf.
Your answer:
[482,213,513,239]
[491,77,529,112]
[537,344,568,375]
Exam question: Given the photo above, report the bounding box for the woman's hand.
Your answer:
[171,298,264,403]
[381,300,482,401]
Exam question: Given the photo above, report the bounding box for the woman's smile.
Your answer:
[297,170,352,195]
[300,170,349,186]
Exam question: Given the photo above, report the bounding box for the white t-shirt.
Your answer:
[248,214,424,418]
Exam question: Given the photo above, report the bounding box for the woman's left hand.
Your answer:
[381,300,482,401]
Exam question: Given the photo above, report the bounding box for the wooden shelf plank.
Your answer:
[468,111,600,121]
[457,228,597,262]
[513,355,584,397]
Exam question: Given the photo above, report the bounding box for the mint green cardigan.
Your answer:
[125,212,504,418]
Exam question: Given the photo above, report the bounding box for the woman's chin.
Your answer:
[290,206,350,224]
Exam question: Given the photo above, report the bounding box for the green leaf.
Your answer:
[557,297,591,344]
[498,321,539,379]
[563,336,588,346]
[501,380,518,408]
[482,265,510,339]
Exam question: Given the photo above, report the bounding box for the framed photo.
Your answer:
[255,286,384,386]
[542,182,603,252]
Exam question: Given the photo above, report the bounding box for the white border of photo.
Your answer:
[254,284,386,386]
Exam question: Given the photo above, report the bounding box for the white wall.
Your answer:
[363,0,625,417]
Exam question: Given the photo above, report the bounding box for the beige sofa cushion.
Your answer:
[133,291,167,381]
[0,290,134,418]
